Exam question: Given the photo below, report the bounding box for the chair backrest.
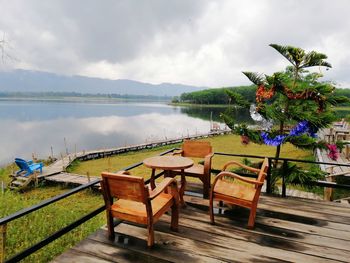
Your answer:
[101,172,148,203]
[257,158,269,183]
[15,158,30,171]
[182,140,212,158]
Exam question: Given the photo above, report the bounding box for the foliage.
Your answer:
[221,44,349,190]
[270,161,325,194]
[179,85,256,104]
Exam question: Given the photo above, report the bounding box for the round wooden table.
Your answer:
[143,156,194,206]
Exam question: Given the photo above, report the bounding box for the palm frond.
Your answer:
[269,44,301,66]
[301,51,332,68]
[225,90,250,108]
[242,71,265,85]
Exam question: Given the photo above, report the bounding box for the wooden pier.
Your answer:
[9,131,231,190]
[45,172,99,186]
[52,192,350,262]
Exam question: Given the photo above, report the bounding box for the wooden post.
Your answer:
[60,153,65,171]
[281,160,288,198]
[87,171,91,183]
[107,157,111,172]
[64,137,68,155]
[0,224,6,263]
[266,158,272,194]
[50,146,54,160]
[324,175,334,201]
[34,172,38,187]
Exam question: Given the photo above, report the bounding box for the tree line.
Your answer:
[0,91,172,101]
[176,85,350,105]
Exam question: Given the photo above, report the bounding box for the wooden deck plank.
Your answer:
[52,248,113,263]
[89,229,230,263]
[113,222,340,263]
[52,194,350,263]
[257,201,350,226]
[185,195,350,231]
[259,196,350,218]
[168,205,350,259]
[55,238,171,263]
[173,206,350,253]
[261,195,350,211]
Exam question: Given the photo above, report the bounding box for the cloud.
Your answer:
[1,0,350,87]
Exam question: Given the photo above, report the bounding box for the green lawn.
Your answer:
[70,134,313,179]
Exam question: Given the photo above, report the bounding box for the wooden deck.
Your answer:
[52,193,350,262]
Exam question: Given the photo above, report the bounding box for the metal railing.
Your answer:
[1,148,350,262]
[0,148,174,263]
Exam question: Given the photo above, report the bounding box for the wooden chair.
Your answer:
[209,158,269,229]
[15,158,43,177]
[100,171,179,247]
[172,140,214,198]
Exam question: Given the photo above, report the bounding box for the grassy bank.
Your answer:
[1,133,313,262]
[70,134,313,179]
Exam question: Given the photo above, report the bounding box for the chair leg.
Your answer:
[248,206,257,229]
[147,224,155,247]
[209,194,215,225]
[106,212,115,241]
[203,179,210,199]
[170,201,179,232]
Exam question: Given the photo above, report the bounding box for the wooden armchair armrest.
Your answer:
[222,161,262,174]
[212,171,264,187]
[204,152,214,173]
[172,150,183,156]
[149,177,178,200]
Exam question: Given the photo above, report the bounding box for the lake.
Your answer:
[0,100,246,166]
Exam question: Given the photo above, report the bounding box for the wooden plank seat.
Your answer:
[100,171,180,247]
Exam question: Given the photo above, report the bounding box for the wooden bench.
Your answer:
[316,148,350,200]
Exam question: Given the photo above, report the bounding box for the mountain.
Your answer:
[0,69,204,96]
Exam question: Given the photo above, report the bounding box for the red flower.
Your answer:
[327,144,339,161]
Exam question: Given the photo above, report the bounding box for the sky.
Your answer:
[0,0,350,88]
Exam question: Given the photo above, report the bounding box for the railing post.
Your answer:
[266,158,272,194]
[0,224,6,263]
[282,160,288,198]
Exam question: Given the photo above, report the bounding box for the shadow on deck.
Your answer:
[52,189,350,263]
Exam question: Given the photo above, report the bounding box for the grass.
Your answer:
[0,133,313,262]
[70,134,312,179]
[0,185,104,262]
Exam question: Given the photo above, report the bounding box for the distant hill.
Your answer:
[0,69,204,96]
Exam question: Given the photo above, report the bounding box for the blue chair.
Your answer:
[15,158,43,177]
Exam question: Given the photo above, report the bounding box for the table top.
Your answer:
[143,156,193,170]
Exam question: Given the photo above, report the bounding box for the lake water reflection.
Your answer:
[0,100,236,165]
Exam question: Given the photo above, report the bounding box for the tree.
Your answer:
[221,44,348,191]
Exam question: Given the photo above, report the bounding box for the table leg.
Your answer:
[179,169,187,207]
[150,169,156,190]
[163,169,186,207]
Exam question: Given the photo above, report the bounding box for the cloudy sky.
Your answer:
[0,0,350,88]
